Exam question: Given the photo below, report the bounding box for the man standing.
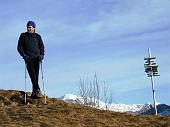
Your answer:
[17,21,45,98]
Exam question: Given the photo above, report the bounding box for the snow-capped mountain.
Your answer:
[108,103,150,113]
[58,94,84,104]
[58,94,170,116]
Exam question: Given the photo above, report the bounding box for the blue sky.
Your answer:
[0,0,170,105]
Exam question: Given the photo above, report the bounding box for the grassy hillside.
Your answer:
[0,90,170,127]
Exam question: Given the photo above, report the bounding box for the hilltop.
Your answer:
[0,90,170,127]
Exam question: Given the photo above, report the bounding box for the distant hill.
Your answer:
[0,90,170,127]
[142,104,170,116]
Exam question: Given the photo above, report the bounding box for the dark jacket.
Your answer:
[17,32,44,59]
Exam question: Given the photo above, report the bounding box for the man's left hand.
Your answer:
[39,55,44,61]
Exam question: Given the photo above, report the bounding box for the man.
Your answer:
[17,21,45,98]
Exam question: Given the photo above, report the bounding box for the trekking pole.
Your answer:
[24,63,27,104]
[40,61,47,104]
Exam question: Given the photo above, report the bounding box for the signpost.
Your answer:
[144,48,159,115]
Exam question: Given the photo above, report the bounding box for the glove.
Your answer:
[38,55,44,61]
[23,54,30,63]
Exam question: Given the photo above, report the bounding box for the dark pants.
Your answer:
[26,58,40,93]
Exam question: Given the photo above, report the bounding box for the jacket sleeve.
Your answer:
[17,33,27,58]
[38,35,45,56]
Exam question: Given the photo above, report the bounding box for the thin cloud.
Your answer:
[0,0,169,104]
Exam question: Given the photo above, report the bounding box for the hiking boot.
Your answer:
[31,92,37,99]
[36,89,43,98]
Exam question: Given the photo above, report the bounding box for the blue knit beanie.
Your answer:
[27,21,36,28]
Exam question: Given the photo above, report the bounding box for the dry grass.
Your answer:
[0,90,170,127]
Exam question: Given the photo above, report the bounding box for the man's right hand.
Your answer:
[23,55,30,63]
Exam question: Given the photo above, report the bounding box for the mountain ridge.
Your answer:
[59,93,170,116]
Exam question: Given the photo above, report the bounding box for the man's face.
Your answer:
[27,26,35,33]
